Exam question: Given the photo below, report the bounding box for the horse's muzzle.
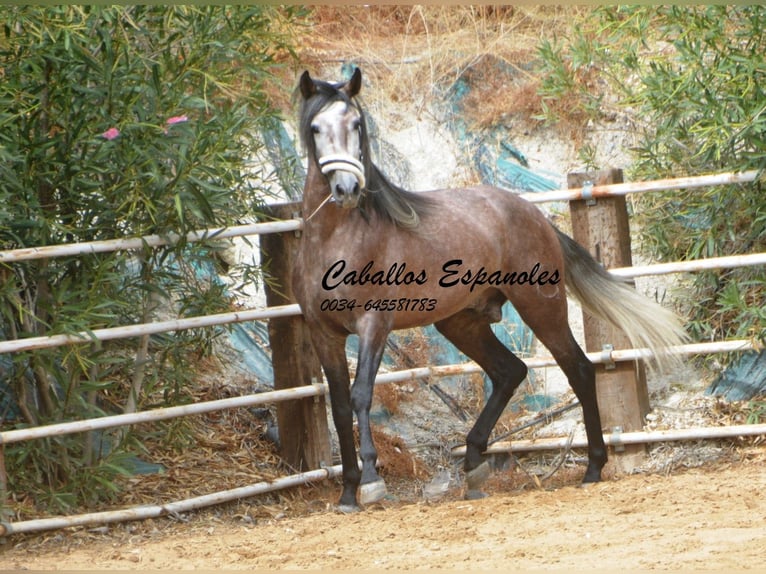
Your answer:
[332,176,361,208]
[319,154,365,209]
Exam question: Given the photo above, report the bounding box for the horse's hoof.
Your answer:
[465,461,491,491]
[336,503,361,514]
[464,489,489,501]
[359,480,388,506]
[581,473,602,486]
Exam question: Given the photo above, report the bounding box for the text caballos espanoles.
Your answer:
[321,259,560,293]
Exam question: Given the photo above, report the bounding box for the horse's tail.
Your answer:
[555,227,688,372]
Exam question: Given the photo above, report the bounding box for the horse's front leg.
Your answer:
[351,316,390,505]
[310,332,361,512]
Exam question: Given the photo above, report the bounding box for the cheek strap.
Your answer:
[317,154,366,190]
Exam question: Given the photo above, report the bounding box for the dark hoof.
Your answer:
[464,489,489,501]
[581,471,603,485]
[580,471,602,488]
[465,461,491,491]
[336,503,361,514]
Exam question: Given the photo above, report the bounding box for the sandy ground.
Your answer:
[4,455,765,571]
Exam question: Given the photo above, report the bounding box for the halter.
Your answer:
[317,153,366,190]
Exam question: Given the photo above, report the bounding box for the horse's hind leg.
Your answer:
[531,326,606,482]
[512,296,607,483]
[435,309,528,498]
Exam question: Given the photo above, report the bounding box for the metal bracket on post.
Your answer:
[311,377,322,404]
[601,343,615,370]
[319,459,332,476]
[581,180,596,206]
[293,211,302,237]
[611,426,625,453]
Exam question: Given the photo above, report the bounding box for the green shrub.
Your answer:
[537,6,765,348]
[0,5,298,514]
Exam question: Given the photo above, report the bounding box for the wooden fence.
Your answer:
[0,169,763,535]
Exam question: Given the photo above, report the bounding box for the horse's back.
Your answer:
[418,185,560,255]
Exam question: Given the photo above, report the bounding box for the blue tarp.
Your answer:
[707,350,766,401]
[444,73,561,194]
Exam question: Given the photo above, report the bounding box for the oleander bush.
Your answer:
[537,5,765,348]
[0,5,300,513]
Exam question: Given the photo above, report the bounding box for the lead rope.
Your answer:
[304,192,334,222]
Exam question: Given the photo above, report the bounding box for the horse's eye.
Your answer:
[311,124,320,134]
[352,119,361,131]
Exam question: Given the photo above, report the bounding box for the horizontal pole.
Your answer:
[1,340,755,446]
[0,255,759,355]
[519,170,760,204]
[0,464,343,536]
[375,339,758,385]
[450,423,766,457]
[0,171,758,265]
[594,338,758,362]
[0,172,759,356]
[0,382,328,445]
[0,219,303,263]
[610,251,766,278]
[6,423,765,536]
[0,303,302,354]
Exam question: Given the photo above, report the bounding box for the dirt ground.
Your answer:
[4,453,765,571]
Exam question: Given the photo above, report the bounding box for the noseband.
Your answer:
[317,153,366,190]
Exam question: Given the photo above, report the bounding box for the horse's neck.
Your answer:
[302,167,330,215]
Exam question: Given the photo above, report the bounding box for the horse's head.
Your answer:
[299,68,367,209]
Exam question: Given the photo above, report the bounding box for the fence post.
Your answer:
[567,169,649,473]
[260,202,332,472]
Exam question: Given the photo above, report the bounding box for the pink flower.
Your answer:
[101,127,120,140]
[166,115,188,126]
[164,115,189,135]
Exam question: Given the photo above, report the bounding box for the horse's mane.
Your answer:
[297,78,433,229]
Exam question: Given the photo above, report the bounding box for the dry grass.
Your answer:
[373,329,440,415]
[291,6,586,126]
[370,427,429,481]
[117,384,284,508]
[457,55,543,129]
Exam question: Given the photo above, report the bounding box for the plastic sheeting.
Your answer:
[707,350,766,401]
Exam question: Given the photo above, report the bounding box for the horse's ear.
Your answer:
[299,70,316,99]
[343,68,362,98]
